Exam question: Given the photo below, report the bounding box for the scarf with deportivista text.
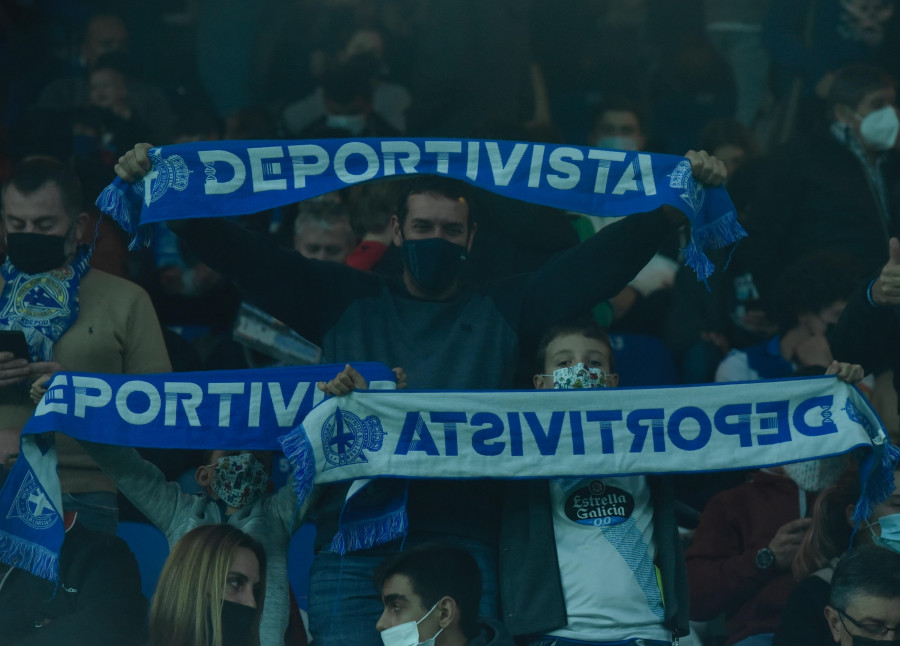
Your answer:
[96,138,745,282]
[280,376,898,553]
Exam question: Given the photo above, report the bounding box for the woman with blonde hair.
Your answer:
[149,524,267,646]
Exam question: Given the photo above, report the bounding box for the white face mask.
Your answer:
[868,513,900,554]
[593,135,641,151]
[542,363,607,390]
[326,113,368,135]
[781,455,849,492]
[857,105,899,150]
[380,601,443,646]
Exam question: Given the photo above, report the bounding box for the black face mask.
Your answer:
[400,237,467,295]
[5,232,69,274]
[850,636,900,646]
[219,600,257,646]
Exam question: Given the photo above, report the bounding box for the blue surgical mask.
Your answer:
[869,512,900,554]
[593,135,641,151]
[326,113,368,135]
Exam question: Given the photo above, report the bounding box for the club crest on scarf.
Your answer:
[668,159,705,216]
[132,150,191,207]
[321,407,385,471]
[7,471,60,531]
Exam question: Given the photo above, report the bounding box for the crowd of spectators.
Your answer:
[2,1,900,645]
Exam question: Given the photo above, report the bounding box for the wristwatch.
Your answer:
[755,547,776,570]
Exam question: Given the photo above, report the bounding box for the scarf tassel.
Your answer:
[0,531,59,580]
[329,507,408,555]
[853,442,900,523]
[278,426,315,510]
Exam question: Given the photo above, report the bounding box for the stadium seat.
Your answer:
[117,521,170,601]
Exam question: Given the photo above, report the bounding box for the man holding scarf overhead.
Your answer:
[0,156,170,533]
[115,142,727,646]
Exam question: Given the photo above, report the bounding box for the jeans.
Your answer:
[307,536,499,646]
[62,491,118,534]
[732,634,774,646]
[528,639,672,646]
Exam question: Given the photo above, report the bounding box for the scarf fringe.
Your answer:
[0,531,59,580]
[684,210,747,284]
[853,442,900,522]
[96,179,147,249]
[278,426,315,509]
[329,507,408,555]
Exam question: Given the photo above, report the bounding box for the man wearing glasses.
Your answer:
[825,544,900,645]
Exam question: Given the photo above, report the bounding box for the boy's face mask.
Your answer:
[547,363,607,390]
[379,601,442,646]
[210,453,268,509]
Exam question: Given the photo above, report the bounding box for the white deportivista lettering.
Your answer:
[612,159,640,195]
[424,141,462,173]
[528,145,545,188]
[485,142,528,186]
[638,154,657,196]
[269,382,316,426]
[36,375,69,415]
[72,376,112,418]
[164,382,203,426]
[381,141,421,175]
[116,380,161,424]
[208,382,246,426]
[334,142,379,183]
[547,147,584,190]
[248,146,287,192]
[188,140,662,198]
[466,141,480,180]
[588,150,628,193]
[249,381,263,426]
[198,150,246,194]
[287,144,329,187]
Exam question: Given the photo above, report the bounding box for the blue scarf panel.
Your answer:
[96,138,746,281]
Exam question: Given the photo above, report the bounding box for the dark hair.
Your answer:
[322,55,376,107]
[698,119,757,158]
[829,544,900,610]
[828,64,895,113]
[2,155,83,218]
[535,316,616,373]
[770,252,862,333]
[395,176,475,229]
[373,541,482,639]
[592,96,649,133]
[793,467,860,581]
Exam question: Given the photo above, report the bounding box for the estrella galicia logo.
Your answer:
[133,150,191,207]
[565,479,634,527]
[6,471,59,530]
[321,407,386,471]
[668,159,704,215]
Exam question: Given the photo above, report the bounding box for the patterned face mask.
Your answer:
[547,363,607,390]
[210,453,268,508]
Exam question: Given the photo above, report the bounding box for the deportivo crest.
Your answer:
[6,471,59,530]
[133,150,191,207]
[321,407,385,471]
[8,270,72,321]
[668,159,704,215]
[844,399,876,438]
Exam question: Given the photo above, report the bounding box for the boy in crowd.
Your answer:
[74,365,366,646]
[374,542,514,646]
[500,318,689,646]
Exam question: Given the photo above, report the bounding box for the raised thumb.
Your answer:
[890,237,900,265]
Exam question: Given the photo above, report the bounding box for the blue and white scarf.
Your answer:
[96,138,745,281]
[0,363,396,581]
[0,248,92,361]
[281,376,898,553]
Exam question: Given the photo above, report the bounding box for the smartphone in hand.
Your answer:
[0,330,30,360]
